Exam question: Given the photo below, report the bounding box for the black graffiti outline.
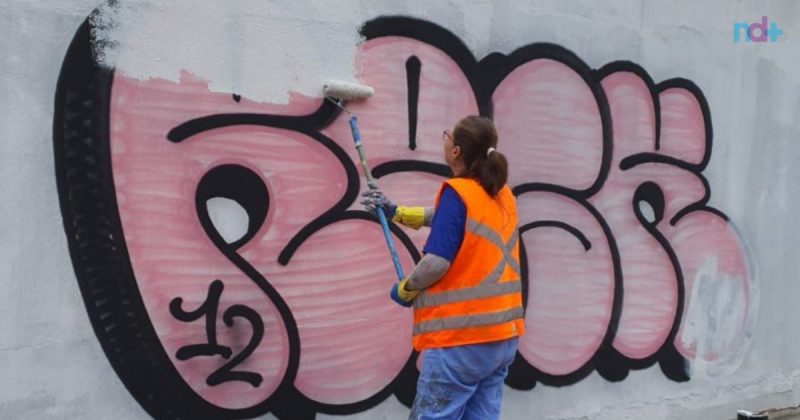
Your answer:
[54,14,239,420]
[170,280,265,388]
[171,280,233,360]
[167,79,427,417]
[359,17,721,388]
[592,62,716,382]
[405,56,422,151]
[53,16,306,419]
[53,8,731,419]
[507,185,624,387]
[208,304,266,387]
[361,17,615,199]
[191,163,301,413]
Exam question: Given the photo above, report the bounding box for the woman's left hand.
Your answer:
[390,278,419,307]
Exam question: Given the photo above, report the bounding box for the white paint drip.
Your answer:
[90,0,364,103]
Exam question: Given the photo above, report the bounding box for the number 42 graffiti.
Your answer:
[169,280,265,387]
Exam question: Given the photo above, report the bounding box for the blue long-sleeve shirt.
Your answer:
[422,185,466,262]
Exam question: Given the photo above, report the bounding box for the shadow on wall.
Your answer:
[53,7,756,420]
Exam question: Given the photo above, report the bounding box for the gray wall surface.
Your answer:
[2,1,799,419]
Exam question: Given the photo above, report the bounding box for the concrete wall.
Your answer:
[2,0,799,419]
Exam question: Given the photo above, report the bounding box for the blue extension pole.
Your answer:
[347,115,406,283]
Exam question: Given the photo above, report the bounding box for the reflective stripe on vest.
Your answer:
[413,306,524,335]
[414,218,521,310]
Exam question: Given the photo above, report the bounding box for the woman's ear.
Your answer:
[452,144,461,158]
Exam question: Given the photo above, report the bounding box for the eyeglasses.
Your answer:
[442,129,453,142]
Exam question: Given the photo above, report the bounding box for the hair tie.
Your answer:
[486,147,496,157]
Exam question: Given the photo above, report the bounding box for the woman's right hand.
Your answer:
[360,187,398,219]
[361,186,429,230]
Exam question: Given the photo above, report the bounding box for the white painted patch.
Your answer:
[90,0,364,103]
[680,228,759,379]
[86,0,655,105]
[681,256,742,376]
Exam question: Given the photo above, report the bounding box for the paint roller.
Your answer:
[323,80,409,299]
[323,80,374,102]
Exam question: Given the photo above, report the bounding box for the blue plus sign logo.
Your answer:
[733,16,783,43]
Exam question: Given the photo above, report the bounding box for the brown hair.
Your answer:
[451,115,509,196]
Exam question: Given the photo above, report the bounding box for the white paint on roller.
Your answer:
[323,80,374,100]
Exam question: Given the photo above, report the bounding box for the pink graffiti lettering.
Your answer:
[55,16,753,419]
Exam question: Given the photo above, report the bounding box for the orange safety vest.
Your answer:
[412,177,524,351]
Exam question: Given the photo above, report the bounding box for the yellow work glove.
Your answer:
[390,278,419,307]
[392,206,426,230]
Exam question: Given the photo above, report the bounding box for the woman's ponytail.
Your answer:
[454,116,509,197]
[478,149,508,196]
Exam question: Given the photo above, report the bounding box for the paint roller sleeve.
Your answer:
[323,80,374,100]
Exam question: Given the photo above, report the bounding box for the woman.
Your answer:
[362,115,524,420]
